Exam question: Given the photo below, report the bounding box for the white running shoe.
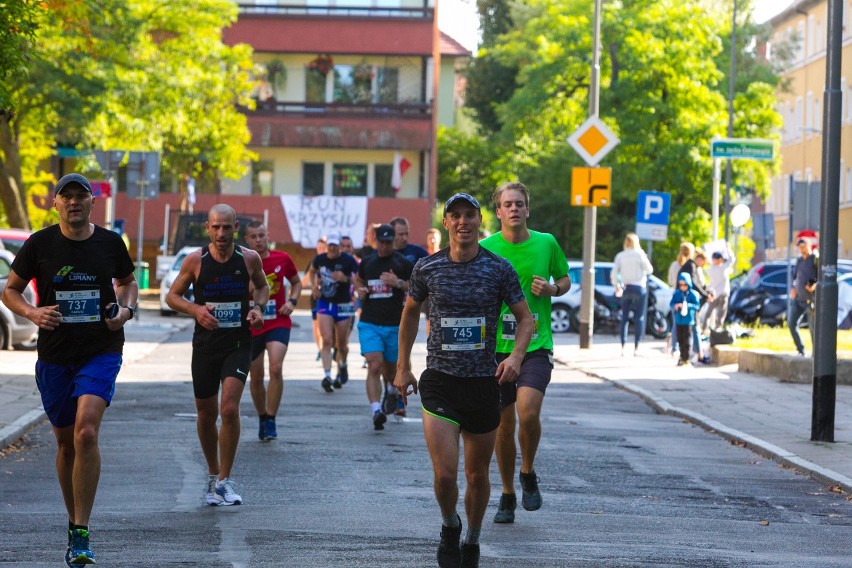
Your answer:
[215,478,243,505]
[205,475,223,506]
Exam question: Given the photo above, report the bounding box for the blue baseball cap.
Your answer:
[54,173,93,196]
[443,193,480,216]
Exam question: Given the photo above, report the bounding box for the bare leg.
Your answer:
[217,376,245,480]
[334,319,351,369]
[318,315,336,373]
[195,394,220,476]
[423,413,461,520]
[516,387,545,475]
[461,428,498,529]
[364,352,384,404]
[264,342,287,415]
[249,353,267,417]
[69,395,108,526]
[494,404,517,495]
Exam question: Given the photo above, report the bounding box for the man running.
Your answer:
[167,204,269,506]
[1,173,138,566]
[244,221,301,441]
[480,181,570,524]
[395,192,533,568]
[354,224,413,429]
[390,216,429,265]
[307,232,359,391]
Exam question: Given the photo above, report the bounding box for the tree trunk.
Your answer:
[0,113,30,230]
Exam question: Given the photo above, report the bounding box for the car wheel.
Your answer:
[551,303,572,334]
[646,310,670,339]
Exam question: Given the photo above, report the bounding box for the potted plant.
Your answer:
[308,54,334,77]
[265,59,287,92]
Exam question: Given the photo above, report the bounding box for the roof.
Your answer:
[768,0,822,26]
[440,31,472,57]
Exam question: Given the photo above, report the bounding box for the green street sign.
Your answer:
[711,138,775,161]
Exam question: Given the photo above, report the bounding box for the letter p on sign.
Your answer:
[635,191,670,241]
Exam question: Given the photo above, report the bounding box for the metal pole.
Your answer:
[811,0,842,443]
[787,175,794,317]
[136,180,145,322]
[723,0,737,242]
[712,156,721,240]
[579,0,602,349]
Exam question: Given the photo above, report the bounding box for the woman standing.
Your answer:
[611,233,654,356]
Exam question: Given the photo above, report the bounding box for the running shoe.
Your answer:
[338,365,349,385]
[265,418,278,440]
[460,542,480,567]
[215,478,243,505]
[437,516,462,568]
[258,417,268,441]
[68,528,95,565]
[493,492,516,523]
[205,475,223,506]
[332,376,342,389]
[394,396,406,421]
[315,351,321,361]
[321,377,334,392]
[382,389,398,416]
[519,471,542,511]
[373,410,387,431]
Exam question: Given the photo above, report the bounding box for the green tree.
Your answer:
[0,0,256,230]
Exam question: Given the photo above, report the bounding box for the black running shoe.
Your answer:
[321,377,334,392]
[437,516,462,568]
[381,389,398,416]
[460,542,480,568]
[373,410,387,431]
[338,365,349,385]
[332,376,342,389]
[519,471,542,511]
[493,493,516,523]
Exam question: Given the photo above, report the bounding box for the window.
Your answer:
[251,161,274,196]
[306,69,326,103]
[374,164,395,197]
[303,163,324,196]
[377,67,399,103]
[332,164,367,196]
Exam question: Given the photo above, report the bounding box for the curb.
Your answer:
[0,407,46,451]
[564,360,852,495]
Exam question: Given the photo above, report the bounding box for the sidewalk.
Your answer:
[553,338,852,493]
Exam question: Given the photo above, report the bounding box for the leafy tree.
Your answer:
[0,0,256,230]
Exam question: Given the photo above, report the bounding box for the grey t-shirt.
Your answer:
[793,254,819,302]
[408,246,525,377]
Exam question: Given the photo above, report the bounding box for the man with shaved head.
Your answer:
[168,204,269,506]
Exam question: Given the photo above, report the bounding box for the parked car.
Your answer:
[727,259,852,327]
[0,228,32,255]
[0,249,38,350]
[838,273,852,330]
[550,260,673,334]
[158,246,200,315]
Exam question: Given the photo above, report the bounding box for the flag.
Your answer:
[187,177,196,213]
[392,152,411,194]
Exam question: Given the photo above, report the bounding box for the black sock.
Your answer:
[72,524,88,532]
[260,413,269,421]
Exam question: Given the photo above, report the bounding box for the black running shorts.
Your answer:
[495,348,554,409]
[418,368,500,434]
[191,344,252,399]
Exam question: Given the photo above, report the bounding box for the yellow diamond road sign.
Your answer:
[567,116,620,166]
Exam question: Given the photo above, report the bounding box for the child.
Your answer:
[670,273,701,366]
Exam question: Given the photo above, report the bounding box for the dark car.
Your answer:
[727,259,852,327]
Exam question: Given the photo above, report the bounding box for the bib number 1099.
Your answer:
[208,301,241,328]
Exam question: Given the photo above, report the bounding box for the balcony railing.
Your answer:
[237,3,434,19]
[245,100,432,118]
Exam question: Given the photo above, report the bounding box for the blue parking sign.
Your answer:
[635,191,670,241]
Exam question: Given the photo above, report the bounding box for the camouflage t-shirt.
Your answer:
[408,246,525,377]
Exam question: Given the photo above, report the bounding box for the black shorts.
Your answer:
[496,349,553,409]
[191,345,251,399]
[419,368,500,434]
[251,327,292,360]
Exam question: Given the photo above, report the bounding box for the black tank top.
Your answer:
[193,245,251,351]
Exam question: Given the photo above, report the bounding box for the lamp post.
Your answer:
[723,0,737,242]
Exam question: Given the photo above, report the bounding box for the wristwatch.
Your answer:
[254,303,266,314]
[122,305,135,320]
[397,279,405,290]
[287,297,298,305]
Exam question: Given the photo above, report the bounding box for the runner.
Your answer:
[1,173,138,566]
[395,192,533,568]
[354,224,413,429]
[167,204,269,506]
[244,221,301,441]
[306,232,359,391]
[390,216,429,265]
[302,237,327,362]
[480,181,571,524]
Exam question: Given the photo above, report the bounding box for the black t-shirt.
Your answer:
[357,251,413,326]
[11,224,135,364]
[193,246,251,352]
[312,252,359,304]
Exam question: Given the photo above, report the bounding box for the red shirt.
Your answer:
[252,250,298,335]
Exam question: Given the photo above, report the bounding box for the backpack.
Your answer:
[709,328,735,346]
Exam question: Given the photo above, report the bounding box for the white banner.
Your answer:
[280,195,367,248]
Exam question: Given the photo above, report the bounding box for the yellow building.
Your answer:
[765,0,852,260]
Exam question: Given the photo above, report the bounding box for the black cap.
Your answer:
[711,252,724,260]
[55,173,93,196]
[443,192,480,216]
[797,238,808,246]
[376,224,395,242]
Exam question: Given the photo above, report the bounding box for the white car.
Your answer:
[158,246,200,315]
[0,249,38,350]
[551,260,673,334]
[839,273,852,330]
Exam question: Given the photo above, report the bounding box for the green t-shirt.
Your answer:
[480,230,568,353]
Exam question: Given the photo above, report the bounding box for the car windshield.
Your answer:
[171,253,189,271]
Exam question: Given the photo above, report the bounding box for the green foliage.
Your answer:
[0,0,40,111]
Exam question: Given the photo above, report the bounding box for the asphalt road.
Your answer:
[2,312,852,567]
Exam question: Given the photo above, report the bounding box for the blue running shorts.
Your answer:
[357,321,399,363]
[251,326,292,360]
[35,352,122,428]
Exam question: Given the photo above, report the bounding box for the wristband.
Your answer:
[121,305,135,320]
[553,283,561,296]
[254,303,265,314]
[397,279,405,290]
[287,298,298,305]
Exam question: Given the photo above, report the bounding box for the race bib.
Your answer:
[208,301,242,328]
[367,278,393,299]
[501,313,539,341]
[337,302,356,317]
[56,290,101,323]
[440,316,485,351]
[262,299,277,320]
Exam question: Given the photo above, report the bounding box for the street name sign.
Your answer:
[710,138,775,161]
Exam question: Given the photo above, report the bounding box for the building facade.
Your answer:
[765,0,852,259]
